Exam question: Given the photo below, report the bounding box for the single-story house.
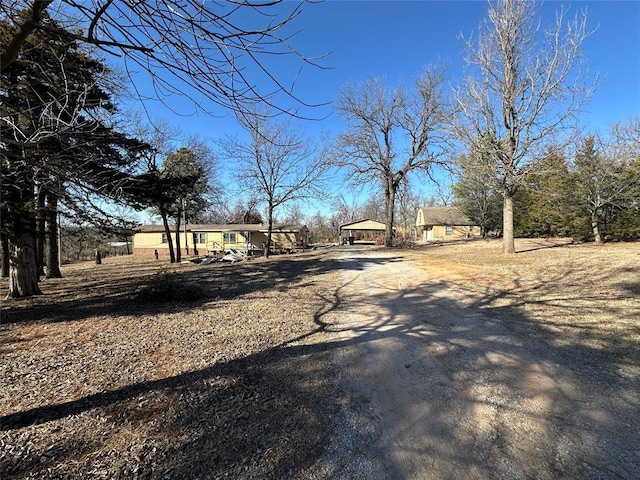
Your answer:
[133,223,310,256]
[415,207,478,242]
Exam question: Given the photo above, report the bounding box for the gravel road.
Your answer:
[314,246,640,479]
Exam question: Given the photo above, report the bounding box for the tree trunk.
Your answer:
[1,236,9,278]
[479,210,487,238]
[45,192,62,278]
[36,187,46,276]
[7,230,42,298]
[502,192,516,254]
[265,204,274,259]
[175,210,182,263]
[591,212,602,244]
[5,165,42,297]
[183,208,189,256]
[384,184,396,247]
[161,209,176,263]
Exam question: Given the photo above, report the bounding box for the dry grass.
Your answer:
[1,239,638,478]
[403,238,640,376]
[1,252,344,479]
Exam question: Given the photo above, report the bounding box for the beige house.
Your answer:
[133,224,310,256]
[415,207,478,242]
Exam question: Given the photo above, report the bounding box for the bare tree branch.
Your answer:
[1,1,329,118]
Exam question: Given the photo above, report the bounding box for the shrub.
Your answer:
[134,270,207,303]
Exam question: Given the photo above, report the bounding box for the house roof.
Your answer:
[272,224,309,232]
[137,224,306,233]
[339,219,387,231]
[417,207,476,226]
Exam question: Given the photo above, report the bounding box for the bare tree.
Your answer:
[395,178,422,240]
[234,197,264,225]
[328,194,362,242]
[611,115,640,160]
[330,194,362,225]
[454,0,595,253]
[279,203,305,226]
[222,114,330,257]
[1,1,326,117]
[201,196,264,225]
[360,193,386,224]
[1,1,325,297]
[335,66,450,247]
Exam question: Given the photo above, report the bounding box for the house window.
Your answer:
[445,225,453,236]
[193,232,206,244]
[161,233,168,243]
[223,233,237,243]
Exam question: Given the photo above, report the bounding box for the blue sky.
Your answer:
[131,1,639,136]
[123,0,640,216]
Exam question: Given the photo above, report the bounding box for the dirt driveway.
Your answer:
[315,246,639,479]
[1,242,637,478]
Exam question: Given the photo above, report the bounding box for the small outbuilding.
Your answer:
[415,207,478,242]
[339,219,388,244]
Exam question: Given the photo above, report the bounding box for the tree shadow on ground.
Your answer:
[1,248,638,479]
[325,259,639,479]
[0,248,403,478]
[0,248,403,325]
[415,237,575,254]
[512,237,574,252]
[618,281,640,296]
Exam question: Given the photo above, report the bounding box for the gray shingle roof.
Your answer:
[137,224,305,233]
[418,207,475,226]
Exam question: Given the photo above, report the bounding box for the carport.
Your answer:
[339,219,388,244]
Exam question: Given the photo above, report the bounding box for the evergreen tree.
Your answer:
[452,139,503,238]
[571,136,635,243]
[1,13,145,297]
[162,147,211,261]
[514,150,574,238]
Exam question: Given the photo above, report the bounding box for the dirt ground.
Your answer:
[1,239,639,478]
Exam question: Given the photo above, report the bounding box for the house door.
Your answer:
[426,227,433,241]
